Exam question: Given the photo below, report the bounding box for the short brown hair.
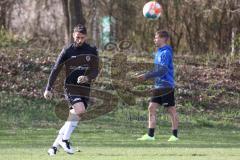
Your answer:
[73,24,87,34]
[155,30,170,39]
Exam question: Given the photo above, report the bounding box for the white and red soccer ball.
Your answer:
[143,1,162,20]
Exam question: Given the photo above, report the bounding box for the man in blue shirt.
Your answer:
[137,30,179,142]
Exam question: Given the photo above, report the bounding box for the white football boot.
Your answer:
[47,146,57,156]
[58,139,74,154]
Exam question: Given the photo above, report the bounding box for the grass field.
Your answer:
[0,120,239,160]
[0,48,239,160]
[0,27,239,160]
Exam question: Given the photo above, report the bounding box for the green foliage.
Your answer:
[235,33,240,51]
[0,91,60,128]
[0,27,27,47]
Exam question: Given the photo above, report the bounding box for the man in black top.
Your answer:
[44,24,99,156]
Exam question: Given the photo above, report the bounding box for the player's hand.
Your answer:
[148,88,155,94]
[77,76,88,84]
[44,90,53,100]
[136,74,146,81]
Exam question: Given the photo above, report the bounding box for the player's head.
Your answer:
[73,24,87,46]
[154,30,170,47]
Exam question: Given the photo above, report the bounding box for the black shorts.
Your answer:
[65,94,89,109]
[150,89,175,107]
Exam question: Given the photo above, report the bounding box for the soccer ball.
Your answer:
[143,1,162,20]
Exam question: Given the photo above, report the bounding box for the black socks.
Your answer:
[173,129,178,137]
[148,128,155,137]
[148,128,178,137]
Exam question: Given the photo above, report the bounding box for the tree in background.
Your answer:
[0,0,14,29]
[61,0,85,43]
[1,0,239,54]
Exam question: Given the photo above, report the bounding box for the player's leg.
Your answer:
[48,122,68,156]
[137,102,159,140]
[163,90,179,141]
[167,106,178,132]
[148,102,158,136]
[167,106,179,141]
[62,102,84,140]
[59,102,86,154]
[48,95,86,155]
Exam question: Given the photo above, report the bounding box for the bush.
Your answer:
[0,27,27,47]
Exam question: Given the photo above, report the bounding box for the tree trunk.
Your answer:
[61,0,70,43]
[0,0,14,29]
[89,0,99,46]
[0,7,7,28]
[231,27,237,56]
[62,0,85,43]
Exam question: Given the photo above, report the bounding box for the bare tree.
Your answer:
[0,0,14,29]
[2,0,240,54]
[61,0,85,43]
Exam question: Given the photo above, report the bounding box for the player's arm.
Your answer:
[138,52,169,81]
[44,48,67,99]
[87,52,99,81]
[143,64,168,79]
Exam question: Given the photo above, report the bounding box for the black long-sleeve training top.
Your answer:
[46,42,99,96]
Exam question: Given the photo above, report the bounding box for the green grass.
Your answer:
[0,88,239,160]
[1,147,240,160]
[0,121,239,160]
